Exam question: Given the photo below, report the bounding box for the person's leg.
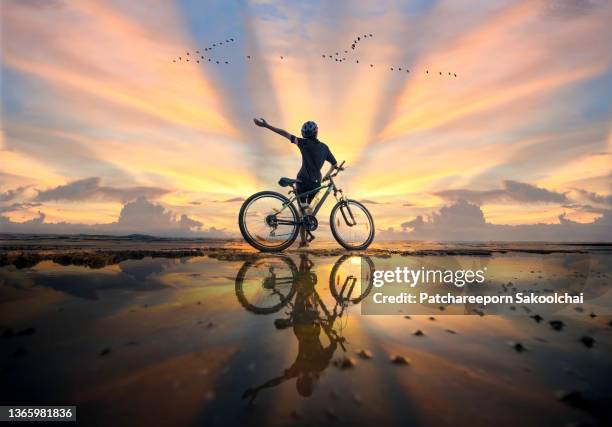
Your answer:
[296,182,317,247]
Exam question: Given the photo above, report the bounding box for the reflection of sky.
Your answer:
[1,253,611,425]
[1,0,611,231]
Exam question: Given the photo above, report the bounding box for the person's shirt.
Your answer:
[289,135,337,183]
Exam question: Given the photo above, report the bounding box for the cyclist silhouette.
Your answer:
[241,255,339,402]
[253,118,338,247]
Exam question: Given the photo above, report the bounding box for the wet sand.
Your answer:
[0,236,611,426]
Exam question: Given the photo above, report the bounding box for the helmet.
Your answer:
[301,121,318,139]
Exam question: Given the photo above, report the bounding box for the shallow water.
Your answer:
[1,247,611,427]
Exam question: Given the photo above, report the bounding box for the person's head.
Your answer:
[296,373,315,396]
[301,121,318,139]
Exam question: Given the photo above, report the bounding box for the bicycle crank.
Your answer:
[302,214,318,231]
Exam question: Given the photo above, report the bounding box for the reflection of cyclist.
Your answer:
[253,118,338,247]
[242,255,338,402]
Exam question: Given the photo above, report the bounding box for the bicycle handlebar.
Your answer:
[323,160,346,181]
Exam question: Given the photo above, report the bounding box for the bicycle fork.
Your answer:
[339,201,357,227]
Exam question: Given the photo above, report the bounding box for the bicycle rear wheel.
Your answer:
[239,191,300,252]
[235,256,298,314]
[330,199,375,250]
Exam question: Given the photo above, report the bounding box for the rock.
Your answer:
[325,408,338,420]
[429,316,436,321]
[357,349,373,359]
[413,330,425,337]
[445,329,457,334]
[508,341,526,352]
[404,315,411,319]
[578,336,595,348]
[589,312,597,318]
[13,347,27,358]
[549,320,565,331]
[530,314,543,323]
[391,355,411,365]
[99,348,111,356]
[16,327,36,337]
[555,390,589,410]
[335,356,356,369]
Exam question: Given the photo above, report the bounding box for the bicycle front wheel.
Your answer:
[330,199,375,250]
[239,191,300,252]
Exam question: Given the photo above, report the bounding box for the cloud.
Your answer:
[116,197,201,231]
[0,202,42,213]
[359,199,391,205]
[385,199,612,242]
[542,0,604,19]
[572,188,612,206]
[0,186,30,202]
[0,197,230,238]
[561,203,608,214]
[215,197,245,203]
[35,177,170,203]
[434,180,569,205]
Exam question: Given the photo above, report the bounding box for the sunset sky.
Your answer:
[1,0,611,236]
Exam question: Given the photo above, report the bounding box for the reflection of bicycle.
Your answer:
[234,254,374,402]
[238,161,375,252]
[235,254,374,314]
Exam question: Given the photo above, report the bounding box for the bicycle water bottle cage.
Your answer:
[278,177,301,187]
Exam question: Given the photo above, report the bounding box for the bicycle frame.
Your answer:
[273,174,349,227]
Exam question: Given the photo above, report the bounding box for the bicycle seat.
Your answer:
[278,177,301,187]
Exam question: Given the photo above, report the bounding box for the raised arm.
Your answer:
[253,118,293,141]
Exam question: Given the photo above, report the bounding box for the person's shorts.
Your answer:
[296,180,319,204]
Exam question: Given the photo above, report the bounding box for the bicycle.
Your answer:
[238,161,375,252]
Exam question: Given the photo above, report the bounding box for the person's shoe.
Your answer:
[298,241,310,248]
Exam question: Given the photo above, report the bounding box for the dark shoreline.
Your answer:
[1,233,610,269]
[1,245,609,269]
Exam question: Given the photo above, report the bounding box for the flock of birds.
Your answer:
[171,33,458,78]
